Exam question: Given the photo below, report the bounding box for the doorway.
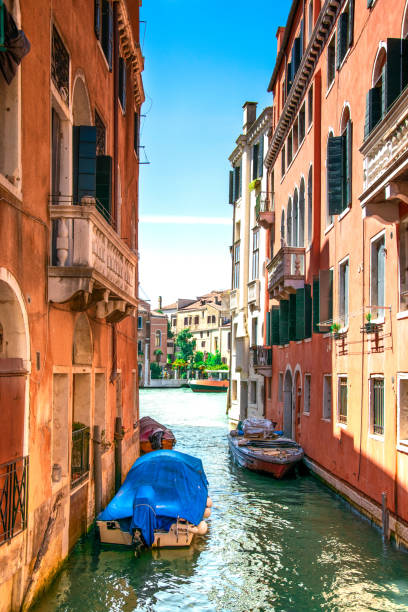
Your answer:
[283,370,293,438]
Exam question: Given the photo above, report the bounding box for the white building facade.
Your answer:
[228,103,273,424]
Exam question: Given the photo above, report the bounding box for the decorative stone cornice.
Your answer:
[229,107,273,166]
[116,0,145,106]
[265,0,343,170]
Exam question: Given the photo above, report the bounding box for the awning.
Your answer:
[0,1,30,85]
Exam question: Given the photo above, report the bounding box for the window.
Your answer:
[327,34,336,88]
[207,331,210,337]
[293,118,299,153]
[307,166,313,244]
[339,258,349,328]
[250,381,257,404]
[398,375,408,447]
[327,117,352,216]
[281,145,286,177]
[308,85,313,126]
[229,163,242,204]
[212,315,216,324]
[370,377,384,435]
[233,243,240,289]
[94,0,113,70]
[232,380,237,401]
[95,110,106,155]
[370,233,385,321]
[201,341,206,348]
[304,374,311,413]
[155,330,161,347]
[299,179,305,248]
[400,219,408,311]
[308,1,314,40]
[287,198,293,246]
[293,188,299,247]
[278,372,284,402]
[252,138,264,180]
[207,316,211,324]
[323,375,332,419]
[200,331,203,338]
[118,56,126,112]
[194,316,199,325]
[252,230,259,280]
[337,0,354,69]
[299,103,306,143]
[137,316,143,330]
[252,318,258,347]
[138,340,143,354]
[287,131,293,166]
[281,209,286,245]
[338,376,347,424]
[313,269,333,334]
[184,317,188,326]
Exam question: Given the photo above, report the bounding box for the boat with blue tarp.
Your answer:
[97,449,212,551]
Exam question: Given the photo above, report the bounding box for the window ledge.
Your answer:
[321,418,331,423]
[324,222,334,235]
[337,422,347,429]
[303,411,310,416]
[368,433,384,442]
[397,311,408,320]
[397,443,408,454]
[304,337,312,343]
[326,80,335,98]
[339,206,351,221]
[296,340,303,345]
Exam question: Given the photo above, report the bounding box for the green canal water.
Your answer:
[34,388,408,611]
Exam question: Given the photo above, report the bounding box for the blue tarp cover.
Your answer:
[98,450,208,546]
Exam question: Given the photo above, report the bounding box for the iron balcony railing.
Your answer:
[251,346,272,368]
[0,456,29,546]
[71,427,90,487]
[49,194,115,228]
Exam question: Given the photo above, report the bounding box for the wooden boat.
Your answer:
[139,416,176,454]
[227,432,304,479]
[189,370,229,393]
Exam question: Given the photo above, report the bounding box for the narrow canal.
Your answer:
[34,389,408,612]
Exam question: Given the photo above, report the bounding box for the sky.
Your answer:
[138,0,293,309]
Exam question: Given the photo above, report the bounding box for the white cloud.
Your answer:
[140,215,231,225]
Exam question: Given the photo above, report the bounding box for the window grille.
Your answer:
[371,378,384,435]
[0,457,29,545]
[51,26,69,102]
[95,110,106,156]
[338,376,347,423]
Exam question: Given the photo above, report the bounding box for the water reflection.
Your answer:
[34,389,408,612]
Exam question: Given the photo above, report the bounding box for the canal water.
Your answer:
[34,388,408,612]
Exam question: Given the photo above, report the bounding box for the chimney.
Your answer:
[276,26,285,53]
[243,101,257,135]
[158,296,162,310]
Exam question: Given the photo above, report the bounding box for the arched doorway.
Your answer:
[283,370,293,438]
[294,370,302,442]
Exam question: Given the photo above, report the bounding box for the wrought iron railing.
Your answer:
[0,456,29,546]
[251,346,272,368]
[49,194,115,228]
[71,427,90,487]
[51,25,70,101]
[255,192,270,219]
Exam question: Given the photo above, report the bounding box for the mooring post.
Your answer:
[382,492,390,541]
[115,416,123,493]
[93,425,102,516]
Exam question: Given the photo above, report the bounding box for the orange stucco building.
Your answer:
[258,0,408,547]
[0,1,144,609]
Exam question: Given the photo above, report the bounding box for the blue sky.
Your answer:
[138,0,292,308]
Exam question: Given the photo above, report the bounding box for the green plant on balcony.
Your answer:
[249,178,261,192]
[330,322,341,340]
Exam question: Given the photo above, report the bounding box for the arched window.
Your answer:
[287,198,292,247]
[293,189,299,247]
[281,208,286,246]
[299,179,305,247]
[307,166,313,245]
[155,330,161,347]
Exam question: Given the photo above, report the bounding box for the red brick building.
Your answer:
[0,1,143,608]
[262,0,408,546]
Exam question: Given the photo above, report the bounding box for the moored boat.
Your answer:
[227,418,304,479]
[189,370,229,393]
[97,450,211,551]
[139,416,176,453]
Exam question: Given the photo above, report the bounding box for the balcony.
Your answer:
[49,197,138,322]
[267,246,305,300]
[250,346,272,377]
[247,279,260,310]
[360,86,408,221]
[255,193,275,230]
[0,456,29,545]
[230,289,239,311]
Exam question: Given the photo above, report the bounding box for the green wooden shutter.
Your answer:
[266,311,271,346]
[279,300,289,345]
[229,171,234,204]
[102,0,113,71]
[271,307,280,345]
[364,88,381,138]
[96,155,112,222]
[345,120,352,208]
[234,166,240,201]
[313,277,320,334]
[287,62,293,94]
[94,0,101,38]
[384,38,403,112]
[293,37,301,75]
[258,137,264,178]
[327,136,344,215]
[252,144,259,180]
[305,284,312,338]
[295,288,305,341]
[348,0,354,48]
[337,12,348,68]
[289,294,297,341]
[239,163,242,198]
[73,126,97,204]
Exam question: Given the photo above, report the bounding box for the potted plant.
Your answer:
[330,322,341,340]
[364,312,376,334]
[248,178,261,192]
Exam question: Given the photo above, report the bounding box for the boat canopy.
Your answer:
[98,450,208,546]
[206,370,229,381]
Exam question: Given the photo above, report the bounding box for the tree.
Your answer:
[175,328,196,362]
[150,362,162,379]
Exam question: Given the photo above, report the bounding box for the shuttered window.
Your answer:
[229,165,241,203]
[271,306,280,346]
[339,259,349,328]
[287,61,293,95]
[313,271,332,334]
[337,1,354,68]
[119,57,126,111]
[295,284,312,340]
[279,300,289,345]
[257,137,264,178]
[229,171,234,204]
[364,88,381,138]
[327,35,336,87]
[101,0,113,71]
[94,0,101,38]
[96,155,112,223]
[73,126,97,204]
[327,123,352,216]
[292,37,302,77]
[266,312,271,346]
[289,294,296,342]
[252,143,259,180]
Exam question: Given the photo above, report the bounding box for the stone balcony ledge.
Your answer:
[48,198,138,322]
[267,246,305,300]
